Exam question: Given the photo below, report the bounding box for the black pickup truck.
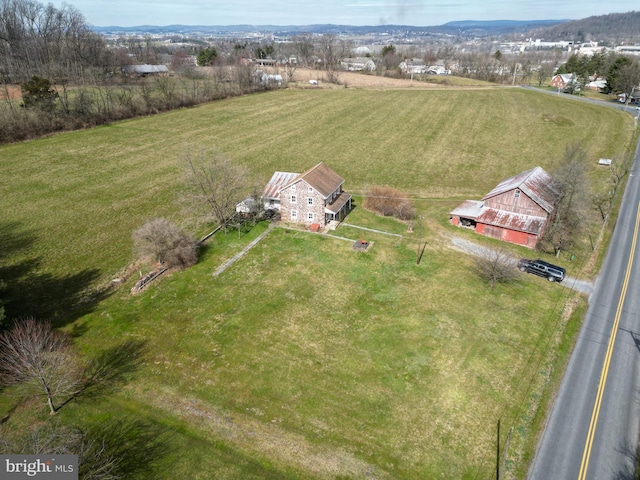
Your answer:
[517,258,565,283]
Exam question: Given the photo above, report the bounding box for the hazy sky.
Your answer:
[46,0,639,27]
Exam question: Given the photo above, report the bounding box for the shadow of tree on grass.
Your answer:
[80,417,169,480]
[0,416,168,480]
[81,339,147,399]
[0,221,112,329]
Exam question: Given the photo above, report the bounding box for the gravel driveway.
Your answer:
[450,236,594,295]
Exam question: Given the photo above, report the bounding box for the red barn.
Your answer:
[450,167,558,248]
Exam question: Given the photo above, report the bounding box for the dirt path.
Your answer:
[141,390,387,479]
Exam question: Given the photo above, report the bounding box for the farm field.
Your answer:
[0,84,637,478]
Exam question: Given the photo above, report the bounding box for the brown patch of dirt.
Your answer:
[0,85,22,100]
[289,67,446,90]
[142,390,389,479]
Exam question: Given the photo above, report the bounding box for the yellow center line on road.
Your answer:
[578,202,640,480]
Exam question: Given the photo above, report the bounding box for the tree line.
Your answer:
[0,0,280,144]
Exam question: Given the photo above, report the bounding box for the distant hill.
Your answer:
[92,20,566,38]
[527,11,640,43]
[91,15,640,42]
[438,19,568,35]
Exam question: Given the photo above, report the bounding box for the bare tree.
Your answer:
[593,154,629,221]
[319,34,341,84]
[0,318,83,415]
[540,143,591,256]
[292,34,314,67]
[472,248,520,288]
[132,218,198,269]
[183,149,250,229]
[535,60,556,87]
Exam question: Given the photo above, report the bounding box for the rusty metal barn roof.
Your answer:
[262,171,299,200]
[477,208,547,235]
[483,166,558,214]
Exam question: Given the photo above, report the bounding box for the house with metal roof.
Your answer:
[450,166,558,248]
[261,171,300,211]
[278,163,352,228]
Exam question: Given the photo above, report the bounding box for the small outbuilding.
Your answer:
[235,196,259,214]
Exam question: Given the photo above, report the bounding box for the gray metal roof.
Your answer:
[482,166,558,214]
[123,64,169,74]
[450,200,484,218]
[262,171,299,200]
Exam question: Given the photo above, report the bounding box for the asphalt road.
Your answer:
[520,85,640,117]
[528,120,640,479]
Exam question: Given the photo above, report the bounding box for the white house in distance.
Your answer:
[399,58,426,75]
[340,57,376,72]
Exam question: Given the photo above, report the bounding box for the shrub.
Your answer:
[363,186,415,220]
[132,218,198,269]
[472,248,520,288]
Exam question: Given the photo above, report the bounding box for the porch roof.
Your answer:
[325,192,352,214]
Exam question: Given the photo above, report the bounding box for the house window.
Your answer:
[308,186,313,193]
[514,189,520,198]
[291,194,297,204]
[307,212,314,221]
[308,197,313,205]
[291,210,297,219]
[291,184,296,191]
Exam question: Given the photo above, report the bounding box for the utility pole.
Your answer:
[416,215,423,265]
[496,419,501,480]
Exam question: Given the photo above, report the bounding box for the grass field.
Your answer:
[0,84,636,479]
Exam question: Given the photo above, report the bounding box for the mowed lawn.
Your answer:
[74,217,574,479]
[0,86,635,478]
[0,87,632,289]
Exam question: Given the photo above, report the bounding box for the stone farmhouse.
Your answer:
[278,162,352,228]
[449,166,558,248]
